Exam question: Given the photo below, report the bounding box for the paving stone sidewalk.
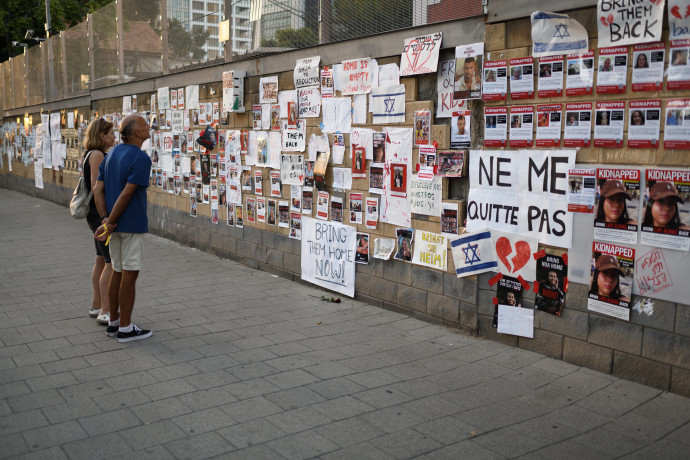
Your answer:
[1,187,690,460]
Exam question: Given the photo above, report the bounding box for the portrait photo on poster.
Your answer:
[641,170,690,251]
[453,43,484,100]
[355,232,369,264]
[588,242,635,321]
[593,169,640,245]
[494,275,524,328]
[534,253,567,316]
[390,163,407,197]
[450,111,471,149]
[394,228,414,262]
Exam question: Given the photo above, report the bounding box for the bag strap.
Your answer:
[82,150,95,175]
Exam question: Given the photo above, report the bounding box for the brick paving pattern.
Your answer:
[1,188,690,459]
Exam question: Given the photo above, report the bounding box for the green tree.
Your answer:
[0,0,112,62]
[168,19,210,60]
[260,27,317,49]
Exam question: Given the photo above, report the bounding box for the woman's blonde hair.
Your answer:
[83,117,113,152]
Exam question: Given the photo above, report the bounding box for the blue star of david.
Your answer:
[554,23,570,39]
[384,97,395,114]
[462,243,481,265]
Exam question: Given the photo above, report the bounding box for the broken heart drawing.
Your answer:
[671,4,690,19]
[669,1,690,40]
[491,231,538,281]
[399,33,442,77]
[600,14,614,27]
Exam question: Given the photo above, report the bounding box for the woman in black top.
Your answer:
[83,118,115,324]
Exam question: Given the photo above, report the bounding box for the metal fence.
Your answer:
[1,0,483,112]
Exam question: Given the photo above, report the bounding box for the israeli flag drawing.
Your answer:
[371,84,406,124]
[531,11,588,58]
[450,230,498,278]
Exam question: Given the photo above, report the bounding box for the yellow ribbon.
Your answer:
[97,224,112,246]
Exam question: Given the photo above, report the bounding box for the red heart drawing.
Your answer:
[511,241,531,273]
[672,5,682,19]
[495,237,531,273]
[649,0,663,5]
[404,39,432,73]
[686,5,690,18]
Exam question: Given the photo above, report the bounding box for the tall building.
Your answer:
[413,0,483,26]
[191,0,224,60]
[230,0,252,54]
[168,0,191,29]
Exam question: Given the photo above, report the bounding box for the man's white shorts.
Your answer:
[109,232,145,272]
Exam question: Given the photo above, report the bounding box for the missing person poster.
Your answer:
[563,103,592,148]
[414,110,431,146]
[441,202,459,236]
[641,169,690,251]
[509,106,534,148]
[664,99,690,149]
[290,212,302,239]
[302,186,313,214]
[509,57,535,99]
[594,168,640,245]
[537,55,564,97]
[349,192,363,224]
[596,46,628,94]
[566,50,594,96]
[279,201,290,228]
[394,228,414,262]
[483,60,507,101]
[365,196,379,229]
[450,111,471,149]
[494,276,524,328]
[536,104,562,147]
[355,233,370,264]
[668,40,690,90]
[369,164,384,194]
[484,107,507,147]
[593,101,625,148]
[568,169,597,213]
[534,254,567,316]
[331,196,343,223]
[631,42,665,92]
[316,190,329,219]
[628,100,661,148]
[453,42,483,100]
[588,242,634,321]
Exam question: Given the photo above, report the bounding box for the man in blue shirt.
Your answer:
[94,114,153,343]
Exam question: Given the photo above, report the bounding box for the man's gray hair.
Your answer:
[120,118,138,144]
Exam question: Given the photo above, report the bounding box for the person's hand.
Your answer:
[94,222,116,241]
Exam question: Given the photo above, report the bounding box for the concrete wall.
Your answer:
[2,9,690,396]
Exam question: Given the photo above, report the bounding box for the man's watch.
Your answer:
[101,214,109,221]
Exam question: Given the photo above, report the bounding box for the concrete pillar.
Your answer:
[117,0,124,83]
[161,0,169,75]
[88,14,95,90]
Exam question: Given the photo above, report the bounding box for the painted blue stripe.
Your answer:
[450,231,492,247]
[456,261,498,275]
[371,92,405,97]
[372,113,405,117]
[534,40,587,52]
